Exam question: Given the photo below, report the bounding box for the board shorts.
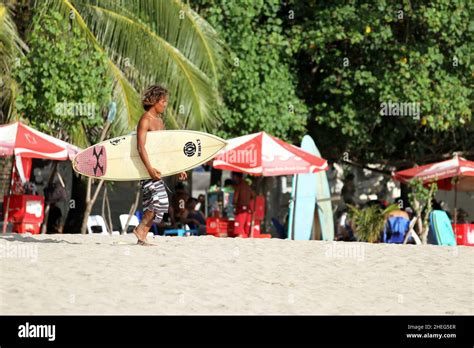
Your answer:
[234,205,252,238]
[140,179,169,224]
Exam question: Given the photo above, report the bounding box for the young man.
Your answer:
[133,85,187,245]
[232,172,255,238]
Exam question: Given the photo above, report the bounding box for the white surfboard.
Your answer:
[73,130,226,181]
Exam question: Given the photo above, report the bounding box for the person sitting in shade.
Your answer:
[180,197,207,235]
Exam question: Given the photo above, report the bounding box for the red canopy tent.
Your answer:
[212,131,328,238]
[393,154,474,225]
[212,131,328,176]
[0,121,80,160]
[1,121,81,233]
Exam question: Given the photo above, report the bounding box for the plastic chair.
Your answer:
[383,216,410,243]
[87,215,109,235]
[403,217,421,245]
[163,229,186,237]
[119,214,140,233]
[164,225,199,237]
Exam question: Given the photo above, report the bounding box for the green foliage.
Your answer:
[286,0,473,163]
[408,178,438,210]
[13,5,112,147]
[195,0,307,142]
[348,203,399,242]
[0,2,27,122]
[408,178,438,242]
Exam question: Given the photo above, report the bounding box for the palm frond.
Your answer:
[73,0,222,131]
[136,0,225,85]
[348,203,399,243]
[0,2,28,122]
[108,63,144,135]
[37,0,144,139]
[39,0,225,140]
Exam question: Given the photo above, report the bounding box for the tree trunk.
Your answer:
[80,203,93,235]
[123,182,140,234]
[101,185,113,234]
[80,178,105,234]
[63,117,113,234]
[105,187,113,234]
[78,119,112,234]
[1,157,14,234]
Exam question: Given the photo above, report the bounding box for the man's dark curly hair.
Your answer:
[142,85,169,111]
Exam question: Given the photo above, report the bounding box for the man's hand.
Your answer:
[178,172,188,181]
[148,167,162,180]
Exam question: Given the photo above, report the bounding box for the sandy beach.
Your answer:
[0,233,472,315]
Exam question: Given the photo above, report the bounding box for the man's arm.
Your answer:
[137,116,161,180]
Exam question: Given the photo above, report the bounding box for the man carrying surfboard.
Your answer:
[134,85,187,245]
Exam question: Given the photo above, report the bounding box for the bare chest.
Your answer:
[148,117,165,132]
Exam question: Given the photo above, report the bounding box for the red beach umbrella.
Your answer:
[393,154,474,225]
[212,131,328,176]
[0,121,81,160]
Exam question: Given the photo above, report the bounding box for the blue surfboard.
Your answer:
[288,135,318,240]
[313,143,334,241]
[428,210,456,246]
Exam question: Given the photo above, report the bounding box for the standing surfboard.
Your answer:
[428,210,456,246]
[313,142,334,241]
[287,172,297,240]
[73,130,226,181]
[288,135,318,240]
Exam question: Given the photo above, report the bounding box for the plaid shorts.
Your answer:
[140,179,169,224]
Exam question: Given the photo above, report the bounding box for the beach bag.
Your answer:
[383,216,410,243]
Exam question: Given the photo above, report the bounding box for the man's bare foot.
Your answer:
[133,227,154,246]
[137,240,155,246]
[133,227,146,241]
[140,228,149,241]
[133,227,142,241]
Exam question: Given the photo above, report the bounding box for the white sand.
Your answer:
[0,233,472,315]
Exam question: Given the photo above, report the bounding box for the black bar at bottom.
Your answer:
[0,315,472,346]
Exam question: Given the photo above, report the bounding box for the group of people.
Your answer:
[153,171,256,238]
[154,182,207,235]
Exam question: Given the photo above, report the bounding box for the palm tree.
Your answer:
[13,0,226,138]
[0,2,28,123]
[58,0,224,135]
[5,0,227,234]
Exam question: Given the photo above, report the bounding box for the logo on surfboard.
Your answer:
[183,139,202,157]
[92,146,105,176]
[183,142,196,157]
[110,137,126,146]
